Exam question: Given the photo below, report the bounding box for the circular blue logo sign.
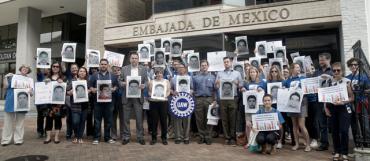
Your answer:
[170,92,195,118]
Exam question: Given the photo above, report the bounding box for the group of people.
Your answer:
[1,50,369,161]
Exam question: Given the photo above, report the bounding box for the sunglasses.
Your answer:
[333,69,341,73]
[52,66,60,68]
[271,70,278,73]
[349,64,359,67]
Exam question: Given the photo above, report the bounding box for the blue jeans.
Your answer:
[318,103,329,147]
[72,110,87,139]
[94,103,113,141]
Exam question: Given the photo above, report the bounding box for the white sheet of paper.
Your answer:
[61,43,77,62]
[252,113,280,131]
[277,88,303,113]
[301,77,320,94]
[104,51,125,67]
[138,44,151,62]
[318,84,349,103]
[14,89,31,112]
[208,51,226,72]
[11,75,34,89]
[219,79,234,100]
[151,81,167,101]
[51,82,67,105]
[243,90,262,113]
[126,76,142,98]
[97,80,112,102]
[267,82,283,103]
[207,104,220,120]
[235,36,248,55]
[72,80,89,103]
[86,49,101,68]
[187,52,200,72]
[36,48,51,68]
[176,76,190,93]
[35,82,52,105]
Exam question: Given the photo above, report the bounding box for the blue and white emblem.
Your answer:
[170,92,195,118]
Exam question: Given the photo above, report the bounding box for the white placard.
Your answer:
[208,51,227,72]
[104,51,125,67]
[61,43,77,62]
[35,82,52,105]
[233,62,245,79]
[269,58,283,72]
[151,81,167,100]
[14,89,31,112]
[176,76,190,93]
[290,52,300,61]
[207,104,220,120]
[293,56,307,74]
[161,38,172,54]
[243,90,263,113]
[36,48,51,68]
[72,80,89,103]
[252,113,280,131]
[188,52,200,72]
[267,82,283,103]
[138,44,151,62]
[301,77,320,94]
[86,49,100,68]
[143,39,156,56]
[171,39,182,57]
[277,88,303,113]
[318,84,349,103]
[235,36,248,54]
[11,75,34,89]
[220,79,234,100]
[97,80,112,102]
[51,82,67,105]
[126,76,142,98]
[154,48,166,66]
[249,57,260,69]
[255,41,267,58]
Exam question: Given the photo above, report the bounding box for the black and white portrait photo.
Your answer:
[152,82,166,100]
[97,80,112,102]
[274,46,286,60]
[249,57,260,69]
[61,43,77,62]
[154,48,166,66]
[36,48,51,68]
[235,36,248,54]
[126,76,141,98]
[287,91,302,109]
[72,80,89,103]
[269,58,283,72]
[207,104,220,120]
[51,82,66,104]
[14,89,30,112]
[255,41,267,58]
[277,89,302,113]
[293,56,306,74]
[138,44,151,62]
[220,80,234,100]
[187,52,200,72]
[267,82,282,103]
[161,38,172,53]
[143,39,155,56]
[171,39,182,57]
[243,91,260,113]
[233,62,245,78]
[176,76,190,93]
[290,52,300,61]
[86,49,100,68]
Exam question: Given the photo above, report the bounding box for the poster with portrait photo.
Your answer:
[293,56,307,74]
[269,58,284,72]
[220,79,234,100]
[14,89,31,112]
[235,36,248,55]
[266,40,283,54]
[104,51,125,67]
[97,80,112,102]
[274,46,286,60]
[143,39,156,56]
[72,80,89,103]
[187,52,200,72]
[207,104,220,120]
[255,41,267,58]
[34,82,52,105]
[277,88,303,113]
[252,113,280,131]
[36,48,51,68]
[61,43,77,62]
[318,84,349,103]
[267,82,282,104]
[161,38,172,54]
[243,91,261,114]
[86,49,100,68]
[138,44,151,62]
[154,48,166,67]
[171,39,182,57]
[207,51,227,72]
[249,57,260,69]
[290,52,300,61]
[318,74,333,88]
[126,76,142,98]
[51,82,67,104]
[11,75,34,89]
[151,81,166,100]
[233,62,244,79]
[176,76,190,93]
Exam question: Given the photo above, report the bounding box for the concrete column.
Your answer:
[86,0,106,57]
[15,7,41,78]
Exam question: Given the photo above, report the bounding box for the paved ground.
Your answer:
[0,116,337,161]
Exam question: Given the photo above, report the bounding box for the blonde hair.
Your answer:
[245,67,260,83]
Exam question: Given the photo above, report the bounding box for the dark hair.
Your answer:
[289,92,301,100]
[319,52,331,60]
[346,57,361,67]
[271,86,279,90]
[100,58,109,64]
[258,44,265,49]
[70,63,78,69]
[163,40,170,45]
[223,57,231,61]
[78,67,88,80]
[200,60,209,66]
[64,45,74,52]
[271,61,281,67]
[222,82,232,88]
[129,79,139,86]
[155,51,164,57]
[237,39,247,45]
[155,84,164,89]
[130,52,139,58]
[247,95,256,100]
[54,85,64,92]
[172,42,181,48]
[39,51,48,57]
[263,94,273,100]
[190,55,198,60]
[179,79,188,85]
[17,92,28,98]
[90,51,98,55]
[99,84,109,91]
[140,47,149,51]
[49,61,64,80]
[76,84,85,90]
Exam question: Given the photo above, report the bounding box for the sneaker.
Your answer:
[108,139,116,144]
[276,142,283,149]
[92,140,99,145]
[304,146,311,152]
[310,139,318,148]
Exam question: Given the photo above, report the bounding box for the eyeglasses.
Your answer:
[271,70,278,73]
[350,64,359,67]
[333,69,341,73]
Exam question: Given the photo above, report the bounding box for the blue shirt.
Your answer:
[244,80,266,91]
[346,73,370,101]
[192,72,216,97]
[256,107,285,124]
[284,75,305,88]
[88,71,119,89]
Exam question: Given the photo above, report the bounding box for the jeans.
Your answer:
[72,110,87,139]
[94,102,113,141]
[329,105,351,155]
[123,98,144,140]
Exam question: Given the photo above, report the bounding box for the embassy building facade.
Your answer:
[0,0,370,98]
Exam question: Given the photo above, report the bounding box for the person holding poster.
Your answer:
[1,65,33,146]
[89,59,119,145]
[192,60,216,145]
[148,68,171,145]
[121,52,148,145]
[254,94,285,154]
[326,62,354,161]
[170,62,193,144]
[66,67,90,144]
[215,57,243,145]
[284,63,311,152]
[44,62,65,144]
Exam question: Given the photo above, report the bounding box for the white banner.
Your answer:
[301,77,320,94]
[11,75,34,89]
[34,82,52,105]
[208,51,226,72]
[104,51,125,67]
[318,84,349,103]
[252,113,280,131]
